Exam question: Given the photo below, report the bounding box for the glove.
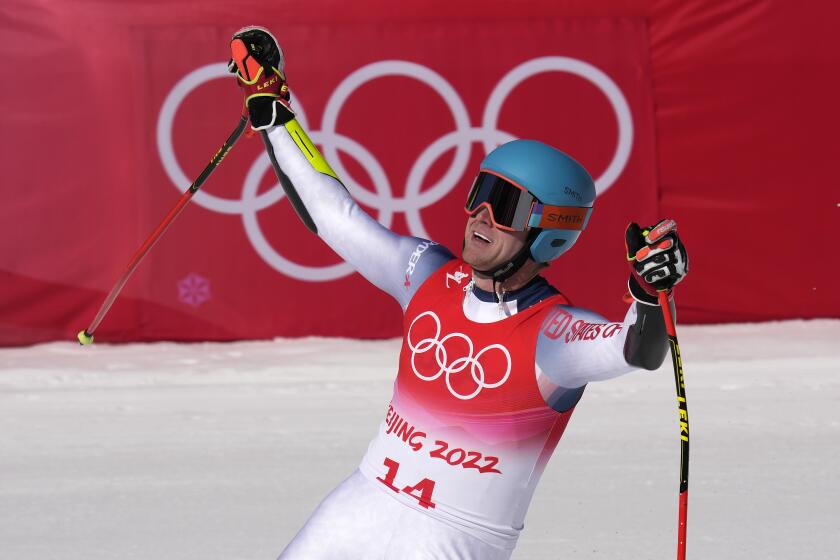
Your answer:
[625,219,688,305]
[228,26,295,130]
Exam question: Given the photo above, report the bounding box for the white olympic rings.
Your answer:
[157,57,634,282]
[407,311,512,400]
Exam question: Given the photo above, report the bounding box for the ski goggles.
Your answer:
[464,171,593,232]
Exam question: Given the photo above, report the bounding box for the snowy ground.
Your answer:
[1,320,838,560]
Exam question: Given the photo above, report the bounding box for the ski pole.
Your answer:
[78,114,249,345]
[658,290,689,559]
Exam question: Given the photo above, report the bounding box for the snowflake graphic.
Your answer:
[177,273,211,307]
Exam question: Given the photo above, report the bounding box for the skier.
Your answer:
[229,27,688,559]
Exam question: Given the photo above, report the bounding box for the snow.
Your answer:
[1,320,838,559]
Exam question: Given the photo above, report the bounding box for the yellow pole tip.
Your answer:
[77,330,94,346]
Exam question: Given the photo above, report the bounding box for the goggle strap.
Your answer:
[528,205,593,231]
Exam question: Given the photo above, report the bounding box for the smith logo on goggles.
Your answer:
[464,171,592,231]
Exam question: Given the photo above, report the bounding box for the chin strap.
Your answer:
[473,229,541,286]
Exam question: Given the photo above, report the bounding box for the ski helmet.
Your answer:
[466,140,595,269]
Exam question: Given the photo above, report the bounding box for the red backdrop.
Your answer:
[1,0,837,346]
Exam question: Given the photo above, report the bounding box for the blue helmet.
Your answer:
[479,140,596,263]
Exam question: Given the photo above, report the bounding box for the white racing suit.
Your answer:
[259,119,671,559]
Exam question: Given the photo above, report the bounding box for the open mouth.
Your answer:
[473,232,492,244]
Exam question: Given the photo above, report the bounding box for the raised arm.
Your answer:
[261,123,453,307]
[535,301,670,411]
[229,27,453,308]
[535,218,689,411]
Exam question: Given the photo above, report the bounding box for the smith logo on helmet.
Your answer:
[545,214,583,225]
[547,213,583,224]
[563,186,583,201]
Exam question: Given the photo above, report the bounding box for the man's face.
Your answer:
[462,206,530,272]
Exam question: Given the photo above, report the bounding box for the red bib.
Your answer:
[359,260,576,546]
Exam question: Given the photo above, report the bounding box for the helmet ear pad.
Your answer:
[530,229,582,263]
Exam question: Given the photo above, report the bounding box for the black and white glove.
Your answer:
[228,26,295,130]
[625,219,688,305]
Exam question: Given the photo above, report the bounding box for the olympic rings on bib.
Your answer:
[157,58,633,282]
[407,311,512,400]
